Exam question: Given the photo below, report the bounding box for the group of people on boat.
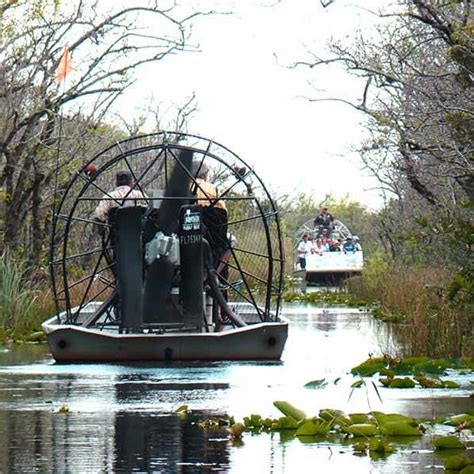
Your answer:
[296,208,362,270]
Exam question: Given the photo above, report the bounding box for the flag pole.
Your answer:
[51,48,73,221]
[50,48,73,321]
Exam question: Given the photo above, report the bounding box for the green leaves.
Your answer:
[296,419,331,436]
[304,378,328,389]
[433,435,465,450]
[273,401,306,422]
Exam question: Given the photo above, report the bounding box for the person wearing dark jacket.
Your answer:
[314,207,335,238]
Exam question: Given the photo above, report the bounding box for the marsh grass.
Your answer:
[0,251,116,341]
[347,264,472,357]
[0,252,39,330]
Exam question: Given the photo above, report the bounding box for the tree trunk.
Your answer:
[3,162,20,250]
[31,173,44,264]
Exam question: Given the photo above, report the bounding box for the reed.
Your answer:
[347,259,472,358]
[0,252,38,330]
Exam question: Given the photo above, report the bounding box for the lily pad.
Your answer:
[351,357,386,377]
[243,414,262,428]
[353,441,368,453]
[304,379,328,389]
[379,421,422,436]
[442,380,461,388]
[445,414,474,426]
[443,454,472,470]
[414,375,444,388]
[349,413,373,425]
[319,409,350,427]
[389,377,416,388]
[273,401,306,421]
[227,422,246,438]
[272,416,299,431]
[343,423,379,437]
[369,438,395,454]
[433,435,465,450]
[296,419,331,436]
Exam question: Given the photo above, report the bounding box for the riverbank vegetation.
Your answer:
[284,1,473,358]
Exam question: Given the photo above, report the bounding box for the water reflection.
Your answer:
[114,412,229,472]
[0,305,471,472]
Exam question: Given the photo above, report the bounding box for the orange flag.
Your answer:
[54,47,73,83]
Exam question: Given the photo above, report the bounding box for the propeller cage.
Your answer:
[49,132,284,332]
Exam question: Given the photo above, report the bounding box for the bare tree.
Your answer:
[0,0,208,261]
[294,0,473,264]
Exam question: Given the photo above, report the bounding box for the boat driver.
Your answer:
[94,170,148,224]
[314,207,335,238]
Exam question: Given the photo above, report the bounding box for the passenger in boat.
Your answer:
[352,235,362,251]
[297,233,313,269]
[314,207,335,238]
[93,170,148,223]
[313,237,325,256]
[192,162,230,275]
[192,163,227,211]
[343,237,357,254]
[320,236,330,252]
[328,239,342,252]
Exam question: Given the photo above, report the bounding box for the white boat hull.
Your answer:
[305,251,363,274]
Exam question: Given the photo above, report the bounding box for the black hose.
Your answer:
[207,268,247,328]
[202,238,247,328]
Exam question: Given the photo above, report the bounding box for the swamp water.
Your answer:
[0,304,472,472]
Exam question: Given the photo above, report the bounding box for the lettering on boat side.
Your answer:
[180,234,202,245]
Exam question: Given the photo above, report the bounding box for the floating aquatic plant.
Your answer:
[194,400,472,464]
[379,377,416,388]
[443,454,473,471]
[352,356,473,378]
[351,357,387,377]
[273,400,306,421]
[319,409,351,428]
[303,378,328,389]
[271,416,299,431]
[295,418,331,436]
[433,435,466,450]
[342,423,379,437]
[349,413,373,424]
[352,441,368,454]
[379,421,423,436]
[368,438,396,454]
[227,423,246,439]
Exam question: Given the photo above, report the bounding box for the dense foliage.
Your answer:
[299,0,473,265]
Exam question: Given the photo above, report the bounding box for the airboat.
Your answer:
[42,132,288,362]
[295,218,363,284]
